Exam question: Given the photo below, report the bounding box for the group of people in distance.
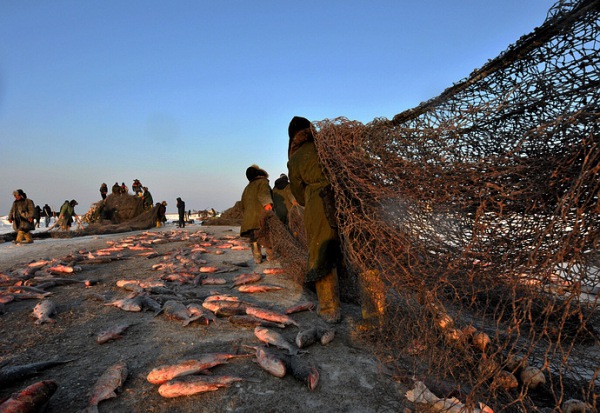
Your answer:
[240,116,382,327]
[8,190,81,244]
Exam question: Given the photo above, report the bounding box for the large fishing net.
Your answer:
[271,0,600,410]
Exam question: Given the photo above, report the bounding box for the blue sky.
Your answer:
[0,1,553,214]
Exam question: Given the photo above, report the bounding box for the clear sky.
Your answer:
[0,1,553,215]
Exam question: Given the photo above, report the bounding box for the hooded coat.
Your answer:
[240,165,273,238]
[287,127,339,283]
[8,192,35,232]
[272,175,296,225]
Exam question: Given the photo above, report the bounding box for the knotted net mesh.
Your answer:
[273,0,600,409]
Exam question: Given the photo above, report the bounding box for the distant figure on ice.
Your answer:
[132,179,142,195]
[99,182,108,200]
[33,205,42,228]
[240,164,274,264]
[112,182,121,195]
[142,187,153,210]
[176,197,186,228]
[42,204,52,227]
[272,173,298,227]
[58,199,78,231]
[8,189,35,244]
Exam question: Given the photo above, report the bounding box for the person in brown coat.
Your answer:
[287,117,341,323]
[8,189,36,244]
[240,164,274,264]
[288,116,386,326]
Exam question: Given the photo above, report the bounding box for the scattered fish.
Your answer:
[47,264,80,274]
[158,300,201,326]
[228,315,286,329]
[200,277,227,285]
[96,323,135,344]
[231,273,263,288]
[0,358,75,387]
[32,300,57,324]
[104,296,143,312]
[199,266,220,273]
[283,354,320,391]
[284,301,316,314]
[238,284,283,293]
[295,327,336,348]
[147,353,250,385]
[251,346,286,378]
[254,326,300,355]
[0,380,58,412]
[157,375,245,398]
[186,303,217,325]
[246,306,299,327]
[81,360,128,413]
[202,300,248,317]
[263,268,285,275]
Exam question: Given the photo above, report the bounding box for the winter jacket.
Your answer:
[240,176,273,238]
[288,140,338,282]
[9,197,36,232]
[272,182,296,225]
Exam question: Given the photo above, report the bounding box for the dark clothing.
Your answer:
[273,175,296,226]
[156,203,167,226]
[132,180,142,195]
[143,190,154,210]
[288,132,339,283]
[112,183,121,195]
[8,196,35,233]
[42,204,52,227]
[33,205,42,227]
[176,198,186,228]
[100,183,108,200]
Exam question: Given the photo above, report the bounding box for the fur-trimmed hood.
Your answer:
[246,164,269,182]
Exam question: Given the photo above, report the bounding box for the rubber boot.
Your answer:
[315,268,341,324]
[358,269,386,330]
[23,232,33,244]
[251,242,263,264]
[14,230,25,244]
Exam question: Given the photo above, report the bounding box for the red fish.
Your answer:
[81,360,128,413]
[263,268,285,275]
[284,301,316,314]
[147,354,248,385]
[0,380,57,412]
[238,285,283,293]
[157,375,244,398]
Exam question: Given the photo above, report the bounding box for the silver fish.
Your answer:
[32,300,57,324]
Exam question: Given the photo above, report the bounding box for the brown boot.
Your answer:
[251,242,262,264]
[315,268,341,324]
[14,230,25,244]
[266,248,275,262]
[23,232,34,244]
[359,269,386,327]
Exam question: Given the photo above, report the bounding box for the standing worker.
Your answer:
[287,117,341,323]
[272,173,298,226]
[142,187,153,210]
[240,164,274,264]
[99,183,108,200]
[42,204,52,228]
[58,200,78,231]
[8,189,36,244]
[287,116,386,326]
[176,197,186,228]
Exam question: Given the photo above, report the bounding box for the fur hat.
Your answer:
[246,164,269,182]
[274,174,289,189]
[13,189,26,198]
[288,116,311,139]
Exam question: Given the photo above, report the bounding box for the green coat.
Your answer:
[272,185,295,225]
[59,202,76,223]
[143,191,154,209]
[8,197,35,232]
[240,177,272,238]
[288,141,338,282]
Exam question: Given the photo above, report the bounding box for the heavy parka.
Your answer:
[8,195,35,232]
[288,135,338,283]
[240,171,273,239]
